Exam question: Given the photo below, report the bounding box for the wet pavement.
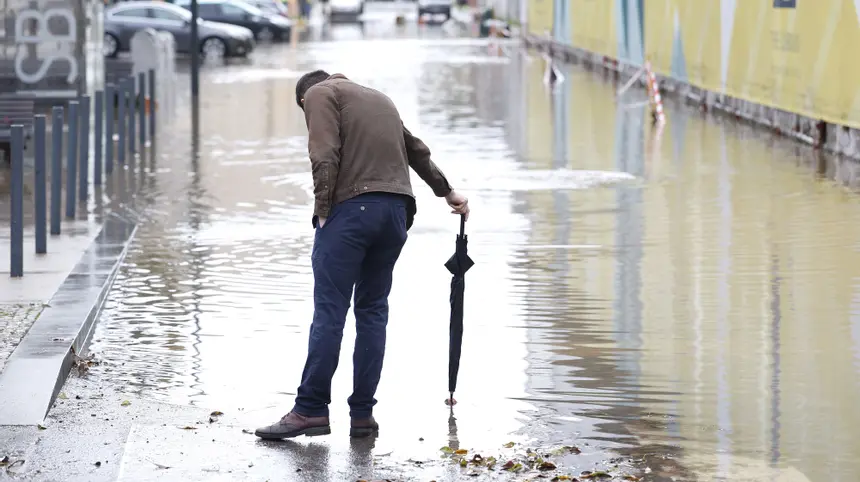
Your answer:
[5,16,860,482]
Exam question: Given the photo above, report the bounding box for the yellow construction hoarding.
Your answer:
[527,0,554,36]
[569,0,617,59]
[643,0,860,129]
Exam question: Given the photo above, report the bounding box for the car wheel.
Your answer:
[201,37,227,62]
[104,33,119,58]
[257,27,274,43]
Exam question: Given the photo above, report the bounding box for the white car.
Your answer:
[328,0,365,19]
[418,0,451,19]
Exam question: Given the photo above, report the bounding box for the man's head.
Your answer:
[295,70,331,109]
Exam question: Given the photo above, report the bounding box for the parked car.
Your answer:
[417,0,451,20]
[246,0,289,19]
[328,0,364,20]
[104,2,255,59]
[176,0,292,42]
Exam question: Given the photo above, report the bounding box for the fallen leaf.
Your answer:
[57,393,68,400]
[581,471,611,479]
[502,461,515,470]
[0,455,8,466]
[210,411,224,416]
[454,449,468,455]
[440,446,454,454]
[121,400,131,407]
[242,429,253,434]
[622,476,641,481]
[485,456,497,468]
[470,454,484,465]
[149,459,171,470]
[503,441,516,448]
[551,476,574,481]
[209,417,216,423]
[564,446,582,455]
[37,424,47,430]
[459,458,467,468]
[180,426,197,430]
[539,461,558,471]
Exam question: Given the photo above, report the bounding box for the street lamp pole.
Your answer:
[190,0,200,109]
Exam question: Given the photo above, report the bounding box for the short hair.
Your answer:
[296,70,331,109]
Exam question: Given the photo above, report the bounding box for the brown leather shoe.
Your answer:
[350,416,379,438]
[255,412,331,440]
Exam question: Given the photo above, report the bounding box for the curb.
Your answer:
[0,213,137,426]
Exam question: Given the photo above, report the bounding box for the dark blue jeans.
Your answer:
[293,193,408,419]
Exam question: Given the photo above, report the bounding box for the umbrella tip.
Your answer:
[445,394,457,406]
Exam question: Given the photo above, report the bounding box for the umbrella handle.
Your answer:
[459,213,465,237]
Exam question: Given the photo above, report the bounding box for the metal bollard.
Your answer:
[10,125,24,277]
[78,95,90,202]
[117,80,126,165]
[148,69,156,141]
[94,90,104,185]
[51,106,63,235]
[34,115,47,254]
[65,100,79,219]
[105,84,115,173]
[128,77,136,154]
[138,71,146,146]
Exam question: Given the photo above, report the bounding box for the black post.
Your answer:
[94,90,104,185]
[78,94,90,202]
[117,79,126,165]
[105,83,115,173]
[138,71,146,146]
[34,115,47,254]
[50,106,63,235]
[148,69,156,141]
[10,125,24,277]
[65,100,79,219]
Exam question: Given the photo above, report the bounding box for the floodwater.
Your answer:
[86,21,860,482]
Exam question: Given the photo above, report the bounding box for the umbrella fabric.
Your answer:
[445,215,474,398]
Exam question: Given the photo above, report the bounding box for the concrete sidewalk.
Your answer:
[0,221,100,374]
[0,214,137,426]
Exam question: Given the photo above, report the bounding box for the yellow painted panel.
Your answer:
[527,0,555,37]
[569,0,617,59]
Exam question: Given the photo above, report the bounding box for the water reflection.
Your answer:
[89,29,860,481]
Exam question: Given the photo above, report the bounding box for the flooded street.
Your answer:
[83,21,860,482]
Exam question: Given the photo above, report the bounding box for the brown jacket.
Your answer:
[303,74,452,228]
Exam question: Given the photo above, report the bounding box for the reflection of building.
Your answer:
[507,44,860,479]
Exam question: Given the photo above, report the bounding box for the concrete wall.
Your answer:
[521,0,860,161]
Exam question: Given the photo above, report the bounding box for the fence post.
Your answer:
[105,84,115,173]
[149,69,156,141]
[10,126,24,277]
[34,115,47,254]
[138,71,146,146]
[78,94,90,202]
[128,77,136,154]
[118,80,126,165]
[65,100,79,219]
[51,106,63,235]
[94,90,104,185]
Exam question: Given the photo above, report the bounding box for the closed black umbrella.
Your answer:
[445,214,474,404]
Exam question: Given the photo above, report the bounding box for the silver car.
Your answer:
[104,2,255,59]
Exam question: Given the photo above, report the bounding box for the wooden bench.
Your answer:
[0,98,35,163]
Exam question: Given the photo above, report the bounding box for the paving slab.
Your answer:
[0,215,137,426]
[0,221,101,303]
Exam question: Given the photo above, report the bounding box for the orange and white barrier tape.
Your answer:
[644,61,666,124]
